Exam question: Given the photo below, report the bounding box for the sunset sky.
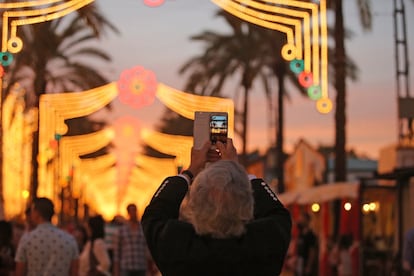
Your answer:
[94,0,414,160]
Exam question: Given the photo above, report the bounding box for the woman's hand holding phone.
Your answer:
[216,138,238,163]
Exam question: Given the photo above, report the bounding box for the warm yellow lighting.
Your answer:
[35,61,234,217]
[344,202,352,211]
[311,203,320,212]
[362,202,379,213]
[2,84,34,218]
[141,128,193,169]
[316,97,332,113]
[1,0,95,53]
[80,154,116,173]
[38,83,118,199]
[369,202,378,212]
[156,83,235,138]
[22,190,30,199]
[211,0,330,114]
[362,203,370,213]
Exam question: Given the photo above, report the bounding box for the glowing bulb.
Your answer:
[22,190,30,199]
[362,204,370,213]
[311,203,320,212]
[344,202,352,211]
[369,202,377,211]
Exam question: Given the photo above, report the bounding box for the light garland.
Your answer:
[0,0,241,220]
[1,0,95,53]
[156,83,235,138]
[211,0,331,113]
[2,84,35,218]
[38,83,118,198]
[140,128,193,168]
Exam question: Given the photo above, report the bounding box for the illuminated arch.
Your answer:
[0,0,95,53]
[0,0,329,218]
[211,0,331,114]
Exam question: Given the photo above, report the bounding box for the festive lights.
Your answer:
[2,84,35,218]
[211,0,331,114]
[0,0,95,53]
[140,128,193,169]
[38,83,118,198]
[143,0,165,7]
[37,72,234,218]
[156,83,235,138]
[0,0,97,218]
[117,66,157,109]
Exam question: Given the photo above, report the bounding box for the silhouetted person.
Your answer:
[295,212,318,276]
[113,204,148,276]
[79,215,111,276]
[142,138,292,275]
[0,220,15,275]
[403,227,414,274]
[14,197,79,276]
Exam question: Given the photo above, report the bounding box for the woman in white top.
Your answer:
[79,215,111,276]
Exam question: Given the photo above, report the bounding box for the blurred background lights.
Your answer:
[362,201,379,213]
[311,203,320,212]
[22,190,30,199]
[344,201,352,211]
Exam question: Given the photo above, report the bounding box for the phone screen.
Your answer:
[209,115,228,144]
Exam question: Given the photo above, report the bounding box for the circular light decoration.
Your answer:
[0,52,13,66]
[316,98,332,114]
[298,71,313,88]
[7,37,23,54]
[281,44,296,61]
[143,0,165,7]
[117,66,157,109]
[307,85,322,100]
[289,59,304,75]
[49,139,58,149]
[54,133,62,141]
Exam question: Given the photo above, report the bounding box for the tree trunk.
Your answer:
[0,81,5,219]
[30,128,40,202]
[275,64,286,193]
[333,0,347,238]
[30,66,47,202]
[241,85,249,166]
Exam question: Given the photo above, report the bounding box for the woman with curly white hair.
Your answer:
[142,138,291,276]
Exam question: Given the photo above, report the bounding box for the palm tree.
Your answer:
[0,2,119,207]
[327,0,371,237]
[179,14,269,166]
[180,11,290,168]
[179,11,306,191]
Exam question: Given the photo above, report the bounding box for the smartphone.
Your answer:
[193,111,228,149]
[209,114,228,144]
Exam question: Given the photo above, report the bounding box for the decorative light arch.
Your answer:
[0,0,330,218]
[211,0,331,114]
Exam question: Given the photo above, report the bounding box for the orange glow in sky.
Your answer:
[94,0,413,160]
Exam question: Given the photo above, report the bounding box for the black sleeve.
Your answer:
[251,178,290,218]
[141,176,189,262]
[251,178,292,240]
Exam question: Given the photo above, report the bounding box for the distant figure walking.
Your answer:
[295,212,318,276]
[79,215,111,276]
[403,227,414,275]
[113,204,148,276]
[14,197,79,276]
[0,220,15,275]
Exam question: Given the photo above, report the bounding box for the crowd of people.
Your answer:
[0,138,413,276]
[0,200,154,276]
